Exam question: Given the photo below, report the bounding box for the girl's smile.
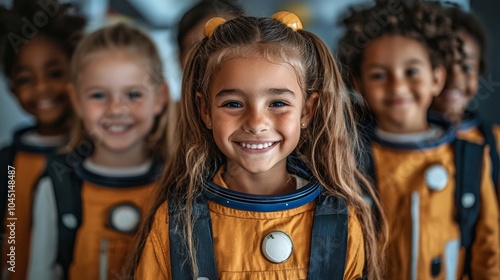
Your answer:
[69,50,166,166]
[360,35,445,133]
[200,56,317,194]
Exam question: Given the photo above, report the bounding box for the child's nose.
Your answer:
[34,77,48,94]
[389,76,409,95]
[109,97,129,116]
[242,108,269,134]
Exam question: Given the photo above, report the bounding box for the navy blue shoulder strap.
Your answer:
[0,146,17,249]
[307,194,348,280]
[478,121,499,187]
[45,154,83,280]
[168,193,350,279]
[454,139,483,279]
[168,195,217,279]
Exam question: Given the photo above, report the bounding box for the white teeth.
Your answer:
[38,99,54,109]
[108,125,127,133]
[240,142,274,150]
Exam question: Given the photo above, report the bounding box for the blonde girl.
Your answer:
[27,23,176,280]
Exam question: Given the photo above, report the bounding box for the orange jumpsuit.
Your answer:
[0,127,64,280]
[136,166,366,279]
[27,156,162,280]
[365,120,500,279]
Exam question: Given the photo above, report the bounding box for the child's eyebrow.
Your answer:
[365,58,426,69]
[44,59,65,68]
[13,58,64,74]
[82,85,109,93]
[405,58,425,66]
[215,88,295,98]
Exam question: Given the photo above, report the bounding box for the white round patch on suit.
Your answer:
[197,278,209,280]
[424,164,448,191]
[110,204,141,232]
[261,231,293,263]
[62,213,78,229]
[461,193,476,208]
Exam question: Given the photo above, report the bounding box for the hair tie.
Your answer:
[204,17,227,38]
[272,11,303,31]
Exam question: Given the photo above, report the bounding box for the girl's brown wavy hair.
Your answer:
[129,14,387,279]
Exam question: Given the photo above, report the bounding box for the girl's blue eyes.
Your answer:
[128,91,142,100]
[222,101,242,108]
[270,101,286,107]
[221,101,288,108]
[89,91,143,100]
[90,92,106,99]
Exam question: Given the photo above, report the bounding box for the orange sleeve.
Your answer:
[470,148,500,279]
[135,203,171,279]
[343,207,365,280]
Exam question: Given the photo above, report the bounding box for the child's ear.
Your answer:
[67,83,83,118]
[300,92,320,128]
[196,92,212,129]
[431,65,446,97]
[154,82,170,115]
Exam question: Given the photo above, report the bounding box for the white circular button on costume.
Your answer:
[425,164,448,191]
[109,204,141,232]
[261,231,293,263]
[461,193,476,208]
[62,213,78,229]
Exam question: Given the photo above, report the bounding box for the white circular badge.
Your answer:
[62,213,78,229]
[261,231,293,263]
[109,204,141,233]
[461,193,476,208]
[424,164,448,191]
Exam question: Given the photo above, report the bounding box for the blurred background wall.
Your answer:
[1,0,498,147]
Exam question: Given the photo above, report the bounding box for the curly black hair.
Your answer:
[1,0,86,78]
[446,5,487,74]
[337,0,457,85]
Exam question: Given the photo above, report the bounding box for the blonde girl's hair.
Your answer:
[129,15,387,279]
[65,23,177,160]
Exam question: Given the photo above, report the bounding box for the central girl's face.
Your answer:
[202,57,314,175]
[360,35,445,133]
[71,51,165,154]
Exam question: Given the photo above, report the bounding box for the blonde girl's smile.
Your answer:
[69,50,166,160]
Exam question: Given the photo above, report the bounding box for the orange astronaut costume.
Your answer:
[0,127,65,280]
[27,154,162,280]
[361,117,500,279]
[136,159,366,280]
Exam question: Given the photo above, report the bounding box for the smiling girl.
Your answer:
[0,2,85,279]
[26,23,176,280]
[338,0,500,278]
[128,12,386,280]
